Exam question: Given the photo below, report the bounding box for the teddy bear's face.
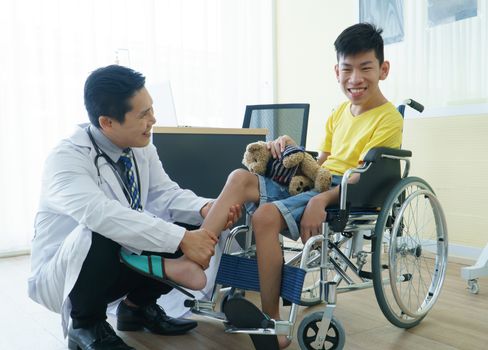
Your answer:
[289,175,313,196]
[242,142,272,175]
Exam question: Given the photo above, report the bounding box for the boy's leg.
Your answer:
[251,204,287,319]
[136,170,258,288]
[251,203,291,349]
[202,169,260,235]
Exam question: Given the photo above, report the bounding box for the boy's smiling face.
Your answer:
[335,50,390,115]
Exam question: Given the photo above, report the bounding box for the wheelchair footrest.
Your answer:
[216,254,306,305]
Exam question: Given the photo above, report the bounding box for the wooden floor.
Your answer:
[1,255,487,350]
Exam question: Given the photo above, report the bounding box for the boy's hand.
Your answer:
[224,204,242,229]
[300,197,327,244]
[201,202,242,229]
[300,187,340,243]
[267,135,297,159]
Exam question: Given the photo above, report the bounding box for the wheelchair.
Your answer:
[185,99,448,350]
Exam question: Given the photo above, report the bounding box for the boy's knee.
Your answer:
[227,168,254,189]
[252,204,282,232]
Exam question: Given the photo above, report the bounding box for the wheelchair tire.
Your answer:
[372,177,448,328]
[297,312,345,350]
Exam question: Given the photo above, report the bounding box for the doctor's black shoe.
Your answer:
[68,320,135,350]
[116,301,198,335]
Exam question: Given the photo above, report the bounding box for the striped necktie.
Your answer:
[118,150,141,210]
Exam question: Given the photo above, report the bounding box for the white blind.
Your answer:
[381,0,487,114]
[0,0,273,255]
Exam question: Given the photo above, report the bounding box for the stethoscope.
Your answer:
[86,127,142,211]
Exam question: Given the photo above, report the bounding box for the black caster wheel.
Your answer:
[297,311,345,350]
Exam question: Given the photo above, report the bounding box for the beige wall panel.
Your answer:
[404,115,488,250]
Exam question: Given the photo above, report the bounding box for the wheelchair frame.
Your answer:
[184,100,449,350]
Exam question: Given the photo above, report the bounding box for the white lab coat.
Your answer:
[28,124,210,336]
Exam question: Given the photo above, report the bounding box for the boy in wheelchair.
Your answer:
[198,22,403,349]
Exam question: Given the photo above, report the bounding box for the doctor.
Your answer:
[28,65,240,350]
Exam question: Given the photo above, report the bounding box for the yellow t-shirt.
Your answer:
[320,101,403,175]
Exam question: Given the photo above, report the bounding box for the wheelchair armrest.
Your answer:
[362,147,412,163]
[339,148,409,211]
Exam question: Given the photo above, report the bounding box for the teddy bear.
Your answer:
[242,141,332,195]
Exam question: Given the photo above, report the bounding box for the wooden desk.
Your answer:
[152,127,267,198]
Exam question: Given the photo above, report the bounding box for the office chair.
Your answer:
[242,103,310,147]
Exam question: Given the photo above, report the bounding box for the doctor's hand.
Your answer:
[180,229,218,269]
[267,135,297,159]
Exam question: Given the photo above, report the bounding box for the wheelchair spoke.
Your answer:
[401,257,421,311]
[419,256,434,291]
[415,260,429,302]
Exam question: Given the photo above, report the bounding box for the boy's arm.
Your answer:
[300,172,360,244]
[300,186,339,243]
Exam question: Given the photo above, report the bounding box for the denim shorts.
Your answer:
[245,174,342,240]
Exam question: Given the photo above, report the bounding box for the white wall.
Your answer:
[275,0,356,149]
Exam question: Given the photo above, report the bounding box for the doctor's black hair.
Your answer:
[334,23,384,65]
[84,65,146,128]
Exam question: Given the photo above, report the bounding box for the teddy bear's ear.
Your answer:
[242,141,269,175]
[246,142,257,151]
[247,141,265,152]
[247,144,259,152]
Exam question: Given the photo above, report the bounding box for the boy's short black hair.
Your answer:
[84,65,146,127]
[334,23,384,64]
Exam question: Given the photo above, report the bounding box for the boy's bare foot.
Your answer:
[164,256,207,290]
[270,316,291,349]
[278,335,292,349]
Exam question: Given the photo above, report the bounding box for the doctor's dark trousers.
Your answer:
[69,232,180,328]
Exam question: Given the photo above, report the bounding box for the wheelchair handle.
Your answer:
[403,98,424,113]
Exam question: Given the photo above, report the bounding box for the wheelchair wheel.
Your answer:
[372,177,448,328]
[297,312,345,350]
